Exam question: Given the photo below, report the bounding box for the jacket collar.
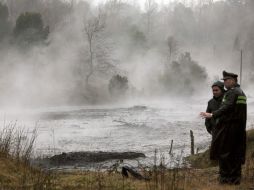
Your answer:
[213,95,223,101]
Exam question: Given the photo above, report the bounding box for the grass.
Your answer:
[187,128,254,169]
[53,164,254,190]
[0,123,254,190]
[0,122,56,189]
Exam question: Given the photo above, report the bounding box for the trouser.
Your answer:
[219,158,242,185]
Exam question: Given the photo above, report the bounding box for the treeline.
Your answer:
[0,0,253,105]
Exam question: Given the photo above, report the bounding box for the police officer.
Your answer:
[201,71,247,185]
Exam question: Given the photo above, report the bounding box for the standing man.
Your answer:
[200,71,247,185]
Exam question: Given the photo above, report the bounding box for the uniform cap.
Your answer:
[221,70,238,80]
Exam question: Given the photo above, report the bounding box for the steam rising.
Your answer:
[0,0,254,108]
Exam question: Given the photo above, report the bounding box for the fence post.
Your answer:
[169,140,173,155]
[190,130,194,155]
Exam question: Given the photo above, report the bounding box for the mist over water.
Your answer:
[0,0,254,167]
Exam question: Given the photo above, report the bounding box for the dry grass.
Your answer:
[53,162,254,190]
[1,124,254,190]
[0,122,56,189]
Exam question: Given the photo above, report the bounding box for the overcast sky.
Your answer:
[89,0,221,9]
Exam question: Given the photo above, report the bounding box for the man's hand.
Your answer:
[200,112,213,119]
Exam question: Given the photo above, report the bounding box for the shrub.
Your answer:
[13,12,49,45]
[108,74,129,97]
[160,52,207,96]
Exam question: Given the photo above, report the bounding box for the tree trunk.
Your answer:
[86,35,94,86]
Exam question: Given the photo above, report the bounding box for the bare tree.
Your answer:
[83,11,105,85]
[104,0,122,17]
[144,0,157,37]
[167,36,178,63]
[5,0,16,24]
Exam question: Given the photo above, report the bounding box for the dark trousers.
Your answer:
[219,158,242,185]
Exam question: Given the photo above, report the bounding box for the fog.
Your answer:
[0,0,254,109]
[1,0,254,166]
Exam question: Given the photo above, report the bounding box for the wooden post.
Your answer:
[169,140,173,155]
[196,147,199,154]
[190,130,194,155]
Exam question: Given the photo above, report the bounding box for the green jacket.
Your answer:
[210,84,247,163]
[212,84,247,123]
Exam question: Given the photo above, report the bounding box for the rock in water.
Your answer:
[49,151,145,166]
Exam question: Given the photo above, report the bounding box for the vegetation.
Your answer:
[0,0,254,189]
[160,52,207,95]
[0,123,55,189]
[108,74,129,97]
[0,0,253,104]
[187,128,254,169]
[1,124,254,189]
[13,12,49,45]
[0,2,11,41]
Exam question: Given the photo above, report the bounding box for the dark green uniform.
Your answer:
[211,84,247,184]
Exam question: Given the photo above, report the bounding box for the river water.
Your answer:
[1,98,254,169]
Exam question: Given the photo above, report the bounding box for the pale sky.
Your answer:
[89,0,222,9]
